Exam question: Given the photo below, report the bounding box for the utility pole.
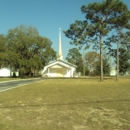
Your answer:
[83,48,85,76]
[100,33,103,81]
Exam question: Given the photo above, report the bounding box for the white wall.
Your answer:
[110,68,116,76]
[42,67,76,77]
[63,68,70,77]
[0,68,11,77]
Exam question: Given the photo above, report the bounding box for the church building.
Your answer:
[42,28,76,77]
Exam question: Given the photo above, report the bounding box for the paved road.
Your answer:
[0,78,44,92]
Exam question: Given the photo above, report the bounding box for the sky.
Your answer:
[0,0,130,60]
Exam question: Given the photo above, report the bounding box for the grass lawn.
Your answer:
[0,78,130,130]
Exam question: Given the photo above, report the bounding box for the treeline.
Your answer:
[65,48,111,76]
[66,48,130,77]
[0,25,56,77]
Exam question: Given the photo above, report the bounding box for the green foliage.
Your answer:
[107,33,130,75]
[84,51,100,75]
[65,48,83,73]
[119,49,130,74]
[6,25,56,76]
[95,53,111,76]
[112,47,130,75]
[64,0,130,81]
[0,34,8,68]
[65,48,82,65]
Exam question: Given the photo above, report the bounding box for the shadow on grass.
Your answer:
[0,99,130,109]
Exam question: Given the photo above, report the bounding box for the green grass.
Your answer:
[0,78,130,130]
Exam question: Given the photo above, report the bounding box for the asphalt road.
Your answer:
[0,78,44,92]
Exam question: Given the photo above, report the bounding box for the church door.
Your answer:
[57,69,63,77]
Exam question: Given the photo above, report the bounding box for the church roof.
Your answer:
[46,59,77,68]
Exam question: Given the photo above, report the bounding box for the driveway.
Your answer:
[0,78,44,92]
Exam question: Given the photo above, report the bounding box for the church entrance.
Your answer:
[57,69,63,77]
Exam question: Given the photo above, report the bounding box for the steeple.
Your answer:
[57,28,63,60]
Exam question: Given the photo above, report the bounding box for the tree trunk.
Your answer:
[83,48,85,76]
[116,39,120,81]
[100,34,103,81]
[116,29,121,81]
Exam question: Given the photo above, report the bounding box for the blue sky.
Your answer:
[0,0,130,59]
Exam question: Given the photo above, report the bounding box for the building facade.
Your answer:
[42,28,76,77]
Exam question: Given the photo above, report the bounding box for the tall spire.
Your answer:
[57,28,63,60]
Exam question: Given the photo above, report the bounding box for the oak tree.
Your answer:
[6,25,56,76]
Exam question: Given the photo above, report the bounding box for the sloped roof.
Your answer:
[45,60,77,68]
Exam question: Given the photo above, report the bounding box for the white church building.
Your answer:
[42,28,76,77]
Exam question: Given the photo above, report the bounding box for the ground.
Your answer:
[0,78,130,130]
